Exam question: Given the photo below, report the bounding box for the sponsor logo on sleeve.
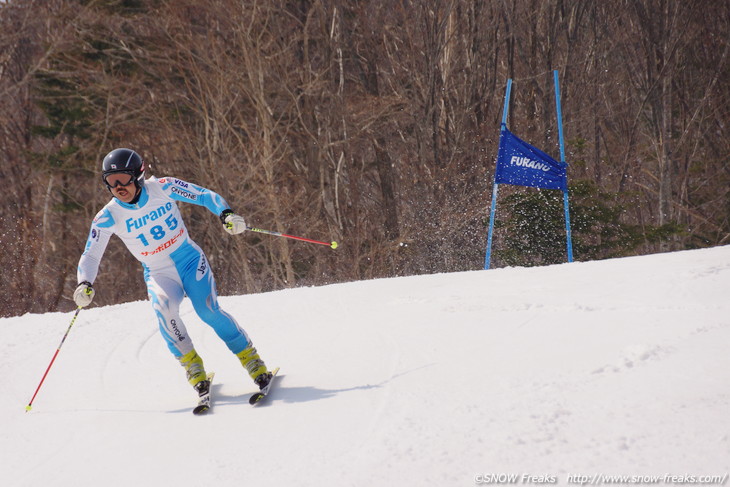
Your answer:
[170,186,198,201]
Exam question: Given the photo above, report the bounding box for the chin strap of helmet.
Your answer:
[128,185,143,204]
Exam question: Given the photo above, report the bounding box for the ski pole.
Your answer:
[246,226,339,249]
[25,306,83,412]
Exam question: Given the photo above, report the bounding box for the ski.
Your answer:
[249,367,280,406]
[192,372,215,415]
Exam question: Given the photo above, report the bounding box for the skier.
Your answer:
[73,148,271,402]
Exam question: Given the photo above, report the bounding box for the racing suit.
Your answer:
[77,176,250,358]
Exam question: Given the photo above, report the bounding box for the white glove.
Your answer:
[73,281,95,307]
[223,213,247,235]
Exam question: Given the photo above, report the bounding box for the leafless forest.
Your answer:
[1,0,728,317]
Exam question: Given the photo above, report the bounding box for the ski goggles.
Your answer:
[103,172,135,188]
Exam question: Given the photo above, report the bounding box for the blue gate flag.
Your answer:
[494,128,568,191]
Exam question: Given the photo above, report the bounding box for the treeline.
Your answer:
[1,0,728,317]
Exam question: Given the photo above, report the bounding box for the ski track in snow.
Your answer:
[2,246,730,486]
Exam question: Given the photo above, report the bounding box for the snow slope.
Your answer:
[2,247,730,487]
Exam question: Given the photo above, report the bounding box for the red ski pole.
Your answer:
[246,226,339,249]
[25,306,83,412]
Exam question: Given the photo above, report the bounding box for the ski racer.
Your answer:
[73,148,271,401]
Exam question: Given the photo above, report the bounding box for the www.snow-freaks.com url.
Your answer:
[473,473,729,485]
[566,474,729,485]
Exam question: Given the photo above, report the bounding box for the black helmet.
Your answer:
[101,148,145,190]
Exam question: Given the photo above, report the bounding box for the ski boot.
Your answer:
[236,344,272,390]
[179,349,208,391]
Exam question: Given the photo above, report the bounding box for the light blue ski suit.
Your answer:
[77,176,250,358]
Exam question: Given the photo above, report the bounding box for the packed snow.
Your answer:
[2,246,729,486]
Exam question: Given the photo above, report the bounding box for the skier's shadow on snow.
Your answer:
[209,375,381,408]
[212,365,434,409]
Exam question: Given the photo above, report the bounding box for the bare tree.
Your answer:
[1,0,728,317]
